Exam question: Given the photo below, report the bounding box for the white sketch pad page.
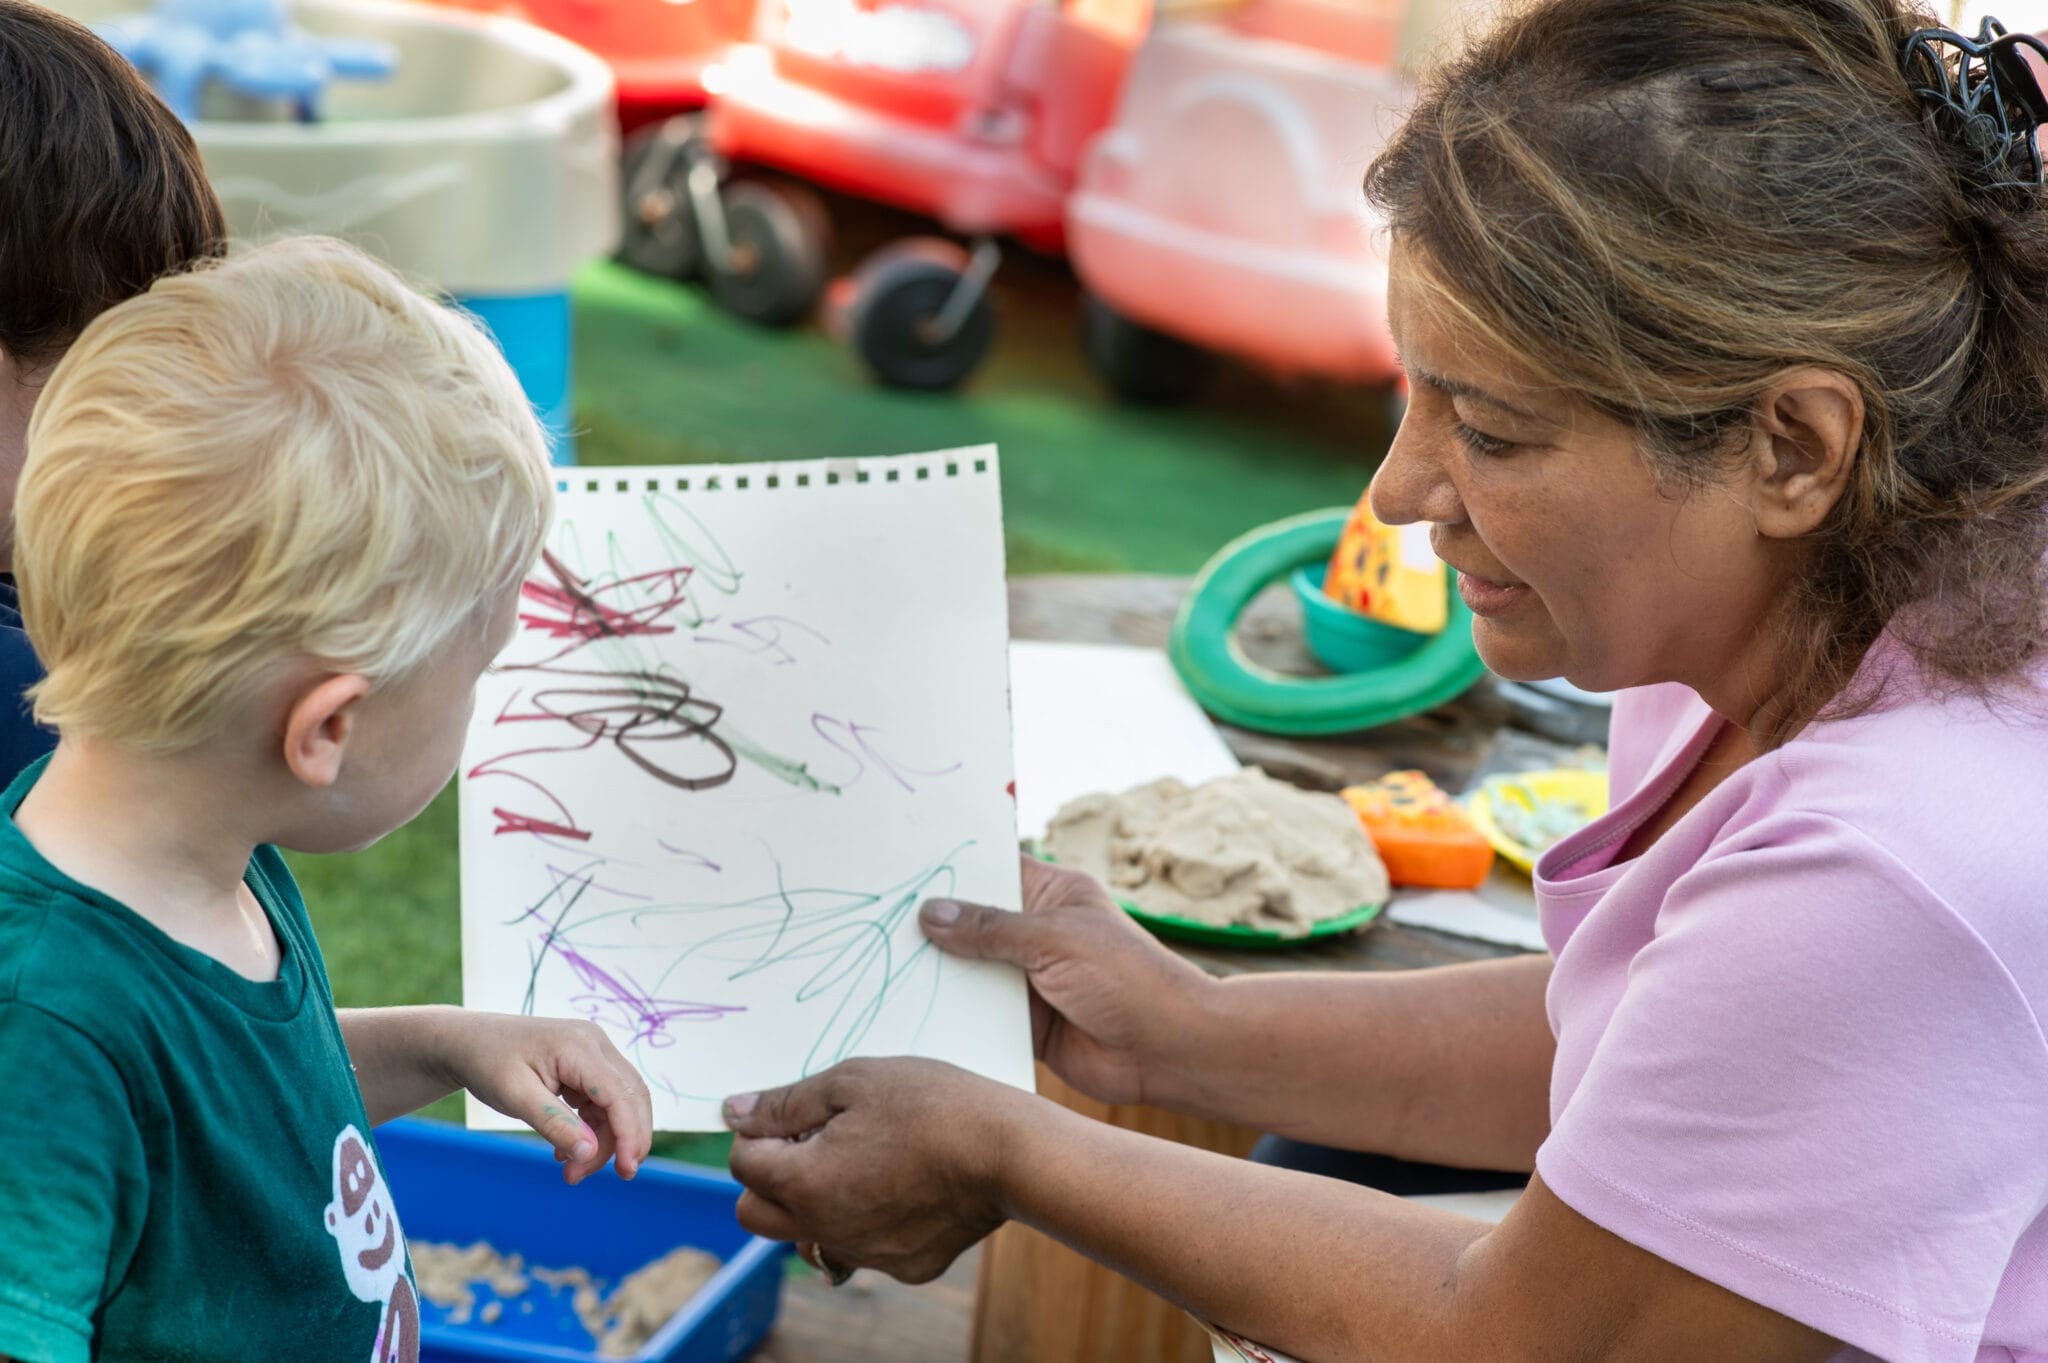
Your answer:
[457,446,1032,1131]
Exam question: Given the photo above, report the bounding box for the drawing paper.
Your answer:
[1008,640,1241,841]
[458,447,1033,1131]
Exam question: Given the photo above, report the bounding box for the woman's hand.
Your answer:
[723,1057,1034,1283]
[919,855,1217,1106]
[432,1011,654,1186]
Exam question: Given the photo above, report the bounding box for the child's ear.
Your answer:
[282,674,373,788]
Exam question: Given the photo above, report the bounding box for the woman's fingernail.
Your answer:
[724,1092,758,1122]
[922,899,961,926]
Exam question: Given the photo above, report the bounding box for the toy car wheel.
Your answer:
[617,116,705,281]
[705,180,831,327]
[842,239,997,391]
[1082,293,1213,404]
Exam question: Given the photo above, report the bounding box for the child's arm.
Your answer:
[336,1007,653,1185]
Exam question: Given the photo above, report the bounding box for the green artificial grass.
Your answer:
[303,236,1390,1163]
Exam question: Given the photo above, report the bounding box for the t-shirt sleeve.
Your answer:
[0,1003,147,1363]
[1536,810,2048,1363]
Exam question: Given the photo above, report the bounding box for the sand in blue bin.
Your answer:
[376,1118,789,1363]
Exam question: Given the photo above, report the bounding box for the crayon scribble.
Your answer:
[529,847,969,1083]
[469,498,834,837]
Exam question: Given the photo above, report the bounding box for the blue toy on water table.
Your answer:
[99,0,396,120]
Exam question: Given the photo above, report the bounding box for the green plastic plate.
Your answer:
[1036,853,1386,949]
[1115,895,1387,949]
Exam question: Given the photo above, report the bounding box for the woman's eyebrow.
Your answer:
[1405,360,1550,424]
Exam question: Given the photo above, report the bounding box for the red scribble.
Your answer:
[469,670,738,837]
[517,550,695,664]
[493,809,592,841]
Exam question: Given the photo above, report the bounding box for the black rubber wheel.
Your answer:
[1081,293,1212,404]
[843,239,997,391]
[705,179,831,327]
[617,115,705,281]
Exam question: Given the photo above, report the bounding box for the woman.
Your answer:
[722,1,2048,1357]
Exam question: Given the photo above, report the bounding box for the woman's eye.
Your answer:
[1454,422,1514,457]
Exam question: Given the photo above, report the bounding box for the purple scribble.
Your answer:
[657,838,723,872]
[552,938,744,1047]
[810,714,964,792]
[690,615,831,666]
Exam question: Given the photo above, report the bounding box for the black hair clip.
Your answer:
[1901,16,2048,195]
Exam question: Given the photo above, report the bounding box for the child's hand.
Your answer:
[440,1013,654,1185]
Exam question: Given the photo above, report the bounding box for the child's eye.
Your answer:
[1454,422,1514,457]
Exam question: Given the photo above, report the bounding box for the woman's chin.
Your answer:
[1470,620,1570,684]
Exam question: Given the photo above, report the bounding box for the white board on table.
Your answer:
[457,447,1033,1131]
[1008,640,1241,841]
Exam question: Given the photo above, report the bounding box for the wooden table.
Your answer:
[971,574,1548,1363]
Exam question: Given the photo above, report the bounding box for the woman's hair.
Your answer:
[0,0,225,367]
[17,235,554,754]
[1367,0,2048,743]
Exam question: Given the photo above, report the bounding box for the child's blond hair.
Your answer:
[16,234,554,753]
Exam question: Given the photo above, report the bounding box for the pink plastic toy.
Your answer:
[1067,0,1411,403]
[620,0,1146,388]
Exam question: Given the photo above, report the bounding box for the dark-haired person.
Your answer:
[718,3,2048,1359]
[0,0,226,781]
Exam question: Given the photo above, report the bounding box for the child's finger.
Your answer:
[562,1101,617,1185]
[557,1033,653,1179]
[492,1074,601,1169]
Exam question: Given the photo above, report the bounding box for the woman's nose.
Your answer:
[1368,413,1461,527]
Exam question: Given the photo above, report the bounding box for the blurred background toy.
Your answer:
[615,0,1144,390]
[428,0,756,130]
[1066,0,1409,409]
[99,0,396,118]
[1169,488,1488,736]
[74,0,618,461]
[613,0,1442,397]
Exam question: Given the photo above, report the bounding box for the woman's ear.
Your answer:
[281,674,372,788]
[1746,368,1862,539]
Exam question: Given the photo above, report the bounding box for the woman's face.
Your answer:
[1369,246,1791,700]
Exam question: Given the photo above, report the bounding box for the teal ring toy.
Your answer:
[1168,508,1489,736]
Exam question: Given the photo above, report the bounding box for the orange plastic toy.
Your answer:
[1342,770,1494,890]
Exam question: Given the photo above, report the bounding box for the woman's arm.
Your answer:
[1148,957,1553,1170]
[726,1063,1837,1363]
[924,859,1555,1171]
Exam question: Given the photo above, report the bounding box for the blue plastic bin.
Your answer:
[374,1119,789,1363]
[459,292,577,465]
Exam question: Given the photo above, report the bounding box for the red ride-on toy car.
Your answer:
[433,0,756,130]
[619,0,1145,389]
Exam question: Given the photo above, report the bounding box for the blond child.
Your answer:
[0,235,651,1363]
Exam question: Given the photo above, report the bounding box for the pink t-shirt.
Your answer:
[1535,675,2048,1363]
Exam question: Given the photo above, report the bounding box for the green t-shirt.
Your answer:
[0,759,420,1363]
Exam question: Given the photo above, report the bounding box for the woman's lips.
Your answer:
[1455,570,1531,617]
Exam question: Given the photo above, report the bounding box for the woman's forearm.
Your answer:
[1147,954,1555,1171]
[998,1099,1489,1361]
